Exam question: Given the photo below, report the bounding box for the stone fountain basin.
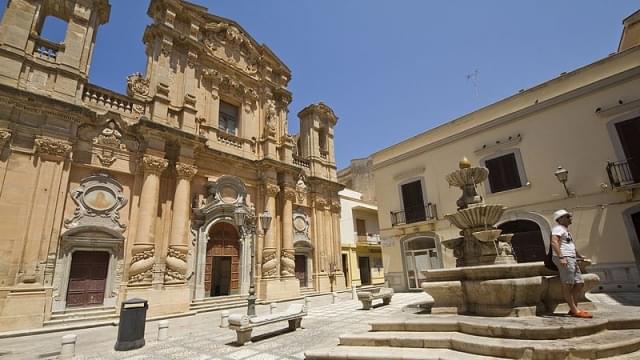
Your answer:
[445,167,489,188]
[421,261,599,317]
[445,204,506,230]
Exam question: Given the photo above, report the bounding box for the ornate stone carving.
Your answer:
[265,182,280,197]
[35,136,72,160]
[264,99,277,136]
[64,173,128,231]
[203,22,259,73]
[141,155,168,175]
[165,245,188,282]
[175,163,198,180]
[283,186,297,202]
[129,244,154,283]
[205,175,247,205]
[262,248,278,277]
[126,72,150,98]
[293,209,312,249]
[0,129,11,149]
[295,174,307,202]
[280,249,295,276]
[330,202,341,213]
[93,120,127,167]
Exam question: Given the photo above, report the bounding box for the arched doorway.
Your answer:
[206,222,240,297]
[498,220,545,263]
[403,237,440,289]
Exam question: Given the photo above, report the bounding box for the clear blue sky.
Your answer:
[2,1,638,169]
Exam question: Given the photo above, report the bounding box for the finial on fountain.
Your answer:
[459,157,471,169]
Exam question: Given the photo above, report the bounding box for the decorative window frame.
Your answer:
[480,148,529,195]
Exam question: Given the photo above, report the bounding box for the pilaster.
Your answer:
[261,181,279,278]
[280,185,296,277]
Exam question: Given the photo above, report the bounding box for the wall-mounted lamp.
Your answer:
[554,166,574,197]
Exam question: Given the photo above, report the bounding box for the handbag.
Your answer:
[544,240,558,271]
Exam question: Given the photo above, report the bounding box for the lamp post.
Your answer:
[235,203,272,317]
[554,166,573,197]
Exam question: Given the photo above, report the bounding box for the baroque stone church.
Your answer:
[0,0,345,331]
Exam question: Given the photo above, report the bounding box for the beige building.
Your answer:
[373,10,640,293]
[0,0,345,332]
[338,158,384,288]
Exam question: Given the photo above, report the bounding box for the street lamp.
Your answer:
[235,203,272,317]
[554,166,574,197]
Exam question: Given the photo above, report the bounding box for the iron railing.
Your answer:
[607,157,640,188]
[390,203,437,226]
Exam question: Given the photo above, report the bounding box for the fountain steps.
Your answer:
[305,314,640,360]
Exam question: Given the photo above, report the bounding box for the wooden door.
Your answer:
[66,251,109,307]
[401,181,425,224]
[498,220,545,263]
[206,222,240,297]
[295,255,307,287]
[342,254,349,287]
[358,256,371,285]
[616,117,640,181]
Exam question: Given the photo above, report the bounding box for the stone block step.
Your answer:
[50,308,116,320]
[190,300,249,313]
[190,295,246,305]
[44,313,118,327]
[304,345,508,360]
[338,329,640,359]
[369,316,629,340]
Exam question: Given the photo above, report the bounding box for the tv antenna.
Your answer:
[466,69,479,98]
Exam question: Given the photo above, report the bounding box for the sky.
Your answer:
[2,1,639,169]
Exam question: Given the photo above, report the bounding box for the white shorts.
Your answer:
[552,256,584,285]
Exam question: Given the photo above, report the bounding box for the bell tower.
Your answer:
[0,0,110,103]
[297,102,338,180]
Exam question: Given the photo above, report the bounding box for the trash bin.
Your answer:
[114,298,148,351]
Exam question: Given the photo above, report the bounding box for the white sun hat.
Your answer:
[553,209,571,222]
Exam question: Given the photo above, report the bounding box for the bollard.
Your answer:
[157,320,169,341]
[220,310,229,328]
[60,334,77,360]
[270,302,277,314]
[304,296,310,310]
[351,284,357,300]
[332,292,338,304]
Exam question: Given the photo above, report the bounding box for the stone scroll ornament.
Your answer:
[93,120,127,166]
[280,249,296,276]
[35,136,72,160]
[129,244,155,283]
[262,248,278,277]
[64,173,128,231]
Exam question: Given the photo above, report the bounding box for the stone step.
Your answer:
[369,316,625,340]
[190,294,246,305]
[190,298,249,313]
[338,329,640,359]
[50,307,116,320]
[304,346,509,360]
[44,313,118,327]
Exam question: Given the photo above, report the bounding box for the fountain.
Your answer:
[422,158,600,316]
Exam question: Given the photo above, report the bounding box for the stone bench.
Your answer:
[227,303,307,345]
[357,287,394,310]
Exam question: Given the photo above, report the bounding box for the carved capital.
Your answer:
[175,163,198,180]
[35,136,72,160]
[265,182,280,197]
[330,202,341,213]
[141,155,168,175]
[313,196,327,208]
[0,129,11,149]
[282,186,297,202]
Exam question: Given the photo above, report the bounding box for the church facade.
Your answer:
[0,0,345,332]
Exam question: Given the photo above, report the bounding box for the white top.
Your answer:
[552,224,576,257]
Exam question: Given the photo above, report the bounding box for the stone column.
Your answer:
[19,136,71,284]
[129,154,167,284]
[280,185,296,277]
[261,182,279,277]
[331,202,342,272]
[315,197,327,273]
[165,162,197,284]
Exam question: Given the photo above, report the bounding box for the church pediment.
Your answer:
[203,21,260,75]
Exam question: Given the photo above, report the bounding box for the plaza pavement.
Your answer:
[0,291,638,360]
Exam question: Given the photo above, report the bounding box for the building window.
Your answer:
[355,219,366,236]
[219,101,238,135]
[485,152,523,193]
[40,16,68,44]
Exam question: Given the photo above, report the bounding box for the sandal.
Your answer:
[570,310,593,318]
